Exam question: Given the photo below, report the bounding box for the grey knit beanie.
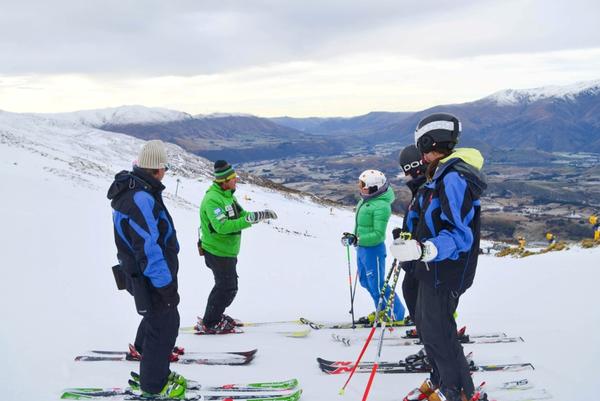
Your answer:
[137,140,168,169]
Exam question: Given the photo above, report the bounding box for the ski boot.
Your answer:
[200,315,237,334]
[405,348,431,372]
[130,371,187,399]
[126,343,143,361]
[222,313,243,327]
[403,379,437,401]
[405,327,419,338]
[405,327,470,342]
[126,344,181,362]
[427,383,488,401]
[456,327,470,344]
[356,312,375,325]
[427,388,465,401]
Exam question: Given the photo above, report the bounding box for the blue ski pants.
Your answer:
[356,243,405,320]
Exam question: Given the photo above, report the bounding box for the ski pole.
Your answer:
[361,265,402,401]
[345,245,356,328]
[351,268,359,318]
[339,258,400,395]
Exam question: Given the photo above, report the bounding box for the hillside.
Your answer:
[1,112,599,401]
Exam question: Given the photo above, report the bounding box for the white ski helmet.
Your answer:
[359,169,387,192]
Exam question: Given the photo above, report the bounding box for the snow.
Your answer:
[1,110,599,401]
[485,79,600,106]
[27,105,192,128]
[194,112,256,119]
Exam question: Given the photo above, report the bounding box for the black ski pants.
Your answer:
[414,281,474,400]
[401,270,418,320]
[203,251,239,327]
[134,307,180,394]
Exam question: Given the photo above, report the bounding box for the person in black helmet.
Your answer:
[391,113,487,401]
[396,144,427,324]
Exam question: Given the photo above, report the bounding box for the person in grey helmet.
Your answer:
[392,113,487,401]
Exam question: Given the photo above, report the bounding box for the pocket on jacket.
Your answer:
[130,275,153,316]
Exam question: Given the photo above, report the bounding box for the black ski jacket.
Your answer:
[107,167,180,314]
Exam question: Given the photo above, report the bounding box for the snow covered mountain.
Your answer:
[45,105,193,127]
[372,79,600,153]
[484,80,600,106]
[1,110,599,401]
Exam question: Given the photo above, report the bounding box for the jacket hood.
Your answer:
[433,148,487,197]
[107,168,164,201]
[440,148,484,170]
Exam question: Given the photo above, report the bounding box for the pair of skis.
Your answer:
[74,349,257,366]
[178,317,413,332]
[331,329,524,347]
[61,377,301,400]
[298,317,413,330]
[317,354,535,374]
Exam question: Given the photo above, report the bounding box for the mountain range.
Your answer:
[63,79,600,162]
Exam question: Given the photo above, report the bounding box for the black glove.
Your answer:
[197,239,205,256]
[392,227,403,240]
[246,209,278,223]
[156,281,179,308]
[341,232,358,247]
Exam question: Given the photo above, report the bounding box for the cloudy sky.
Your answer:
[1,0,599,116]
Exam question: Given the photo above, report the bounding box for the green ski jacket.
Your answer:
[199,183,252,257]
[354,185,395,247]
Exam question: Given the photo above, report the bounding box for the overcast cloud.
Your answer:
[1,0,598,75]
[0,0,599,115]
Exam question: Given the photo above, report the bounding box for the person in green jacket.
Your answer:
[197,160,277,334]
[341,169,405,323]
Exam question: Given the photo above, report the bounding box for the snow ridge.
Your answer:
[43,105,192,127]
[485,79,600,105]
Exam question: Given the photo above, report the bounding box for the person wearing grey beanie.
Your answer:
[107,139,185,398]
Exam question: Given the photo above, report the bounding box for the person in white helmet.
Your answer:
[341,169,405,324]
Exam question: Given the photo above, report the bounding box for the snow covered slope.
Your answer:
[0,110,598,401]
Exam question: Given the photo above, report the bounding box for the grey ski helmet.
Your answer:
[399,144,426,178]
[414,113,461,153]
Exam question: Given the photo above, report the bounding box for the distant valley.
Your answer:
[26,80,600,242]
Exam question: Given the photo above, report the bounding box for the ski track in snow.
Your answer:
[1,111,599,401]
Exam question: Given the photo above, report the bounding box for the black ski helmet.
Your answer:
[399,144,426,178]
[414,113,461,153]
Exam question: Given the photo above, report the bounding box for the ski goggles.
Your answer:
[401,160,423,174]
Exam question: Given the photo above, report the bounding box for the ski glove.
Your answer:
[341,232,358,247]
[245,209,278,224]
[197,239,205,256]
[156,281,180,308]
[390,239,438,262]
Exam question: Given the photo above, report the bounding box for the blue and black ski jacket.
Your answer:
[408,149,487,293]
[107,167,180,314]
